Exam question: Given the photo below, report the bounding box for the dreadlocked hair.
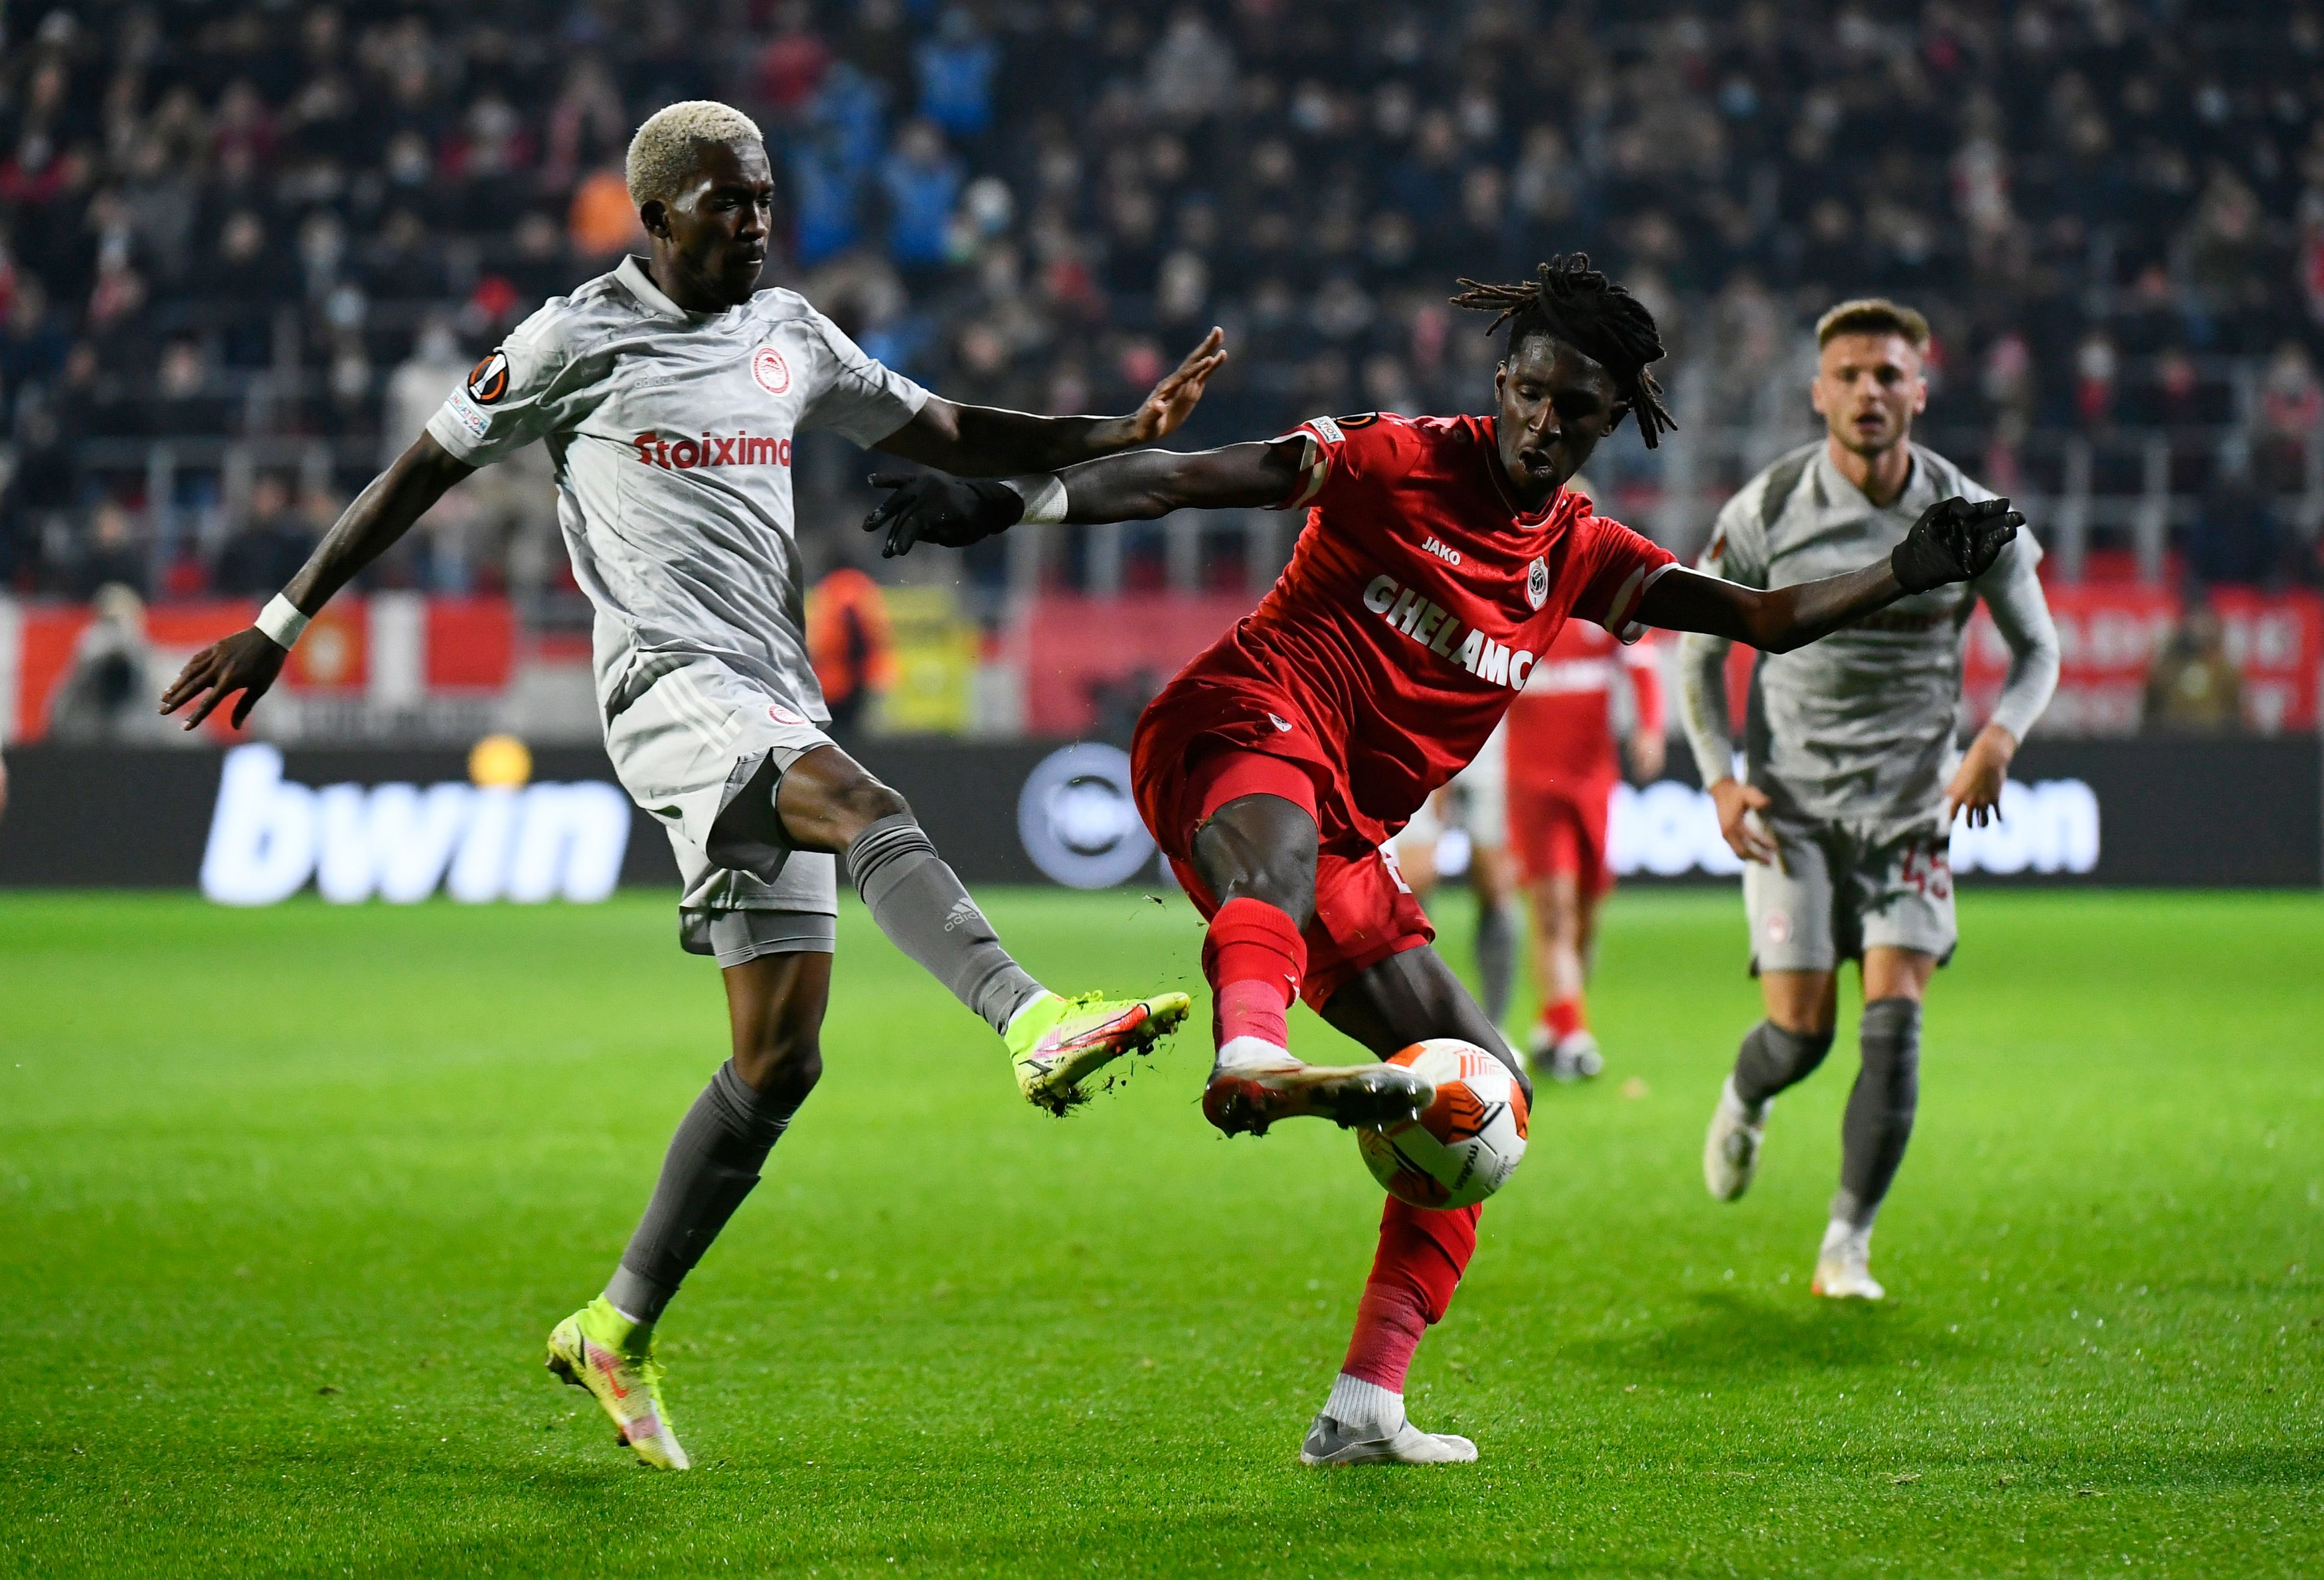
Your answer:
[1450,254,1677,449]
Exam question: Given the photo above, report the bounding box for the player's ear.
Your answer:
[639,198,671,242]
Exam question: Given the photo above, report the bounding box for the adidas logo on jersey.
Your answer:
[1362,573,1538,691]
[631,430,793,470]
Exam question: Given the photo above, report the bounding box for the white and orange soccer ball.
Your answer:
[1355,1038,1529,1209]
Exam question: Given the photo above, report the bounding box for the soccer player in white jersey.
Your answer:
[1681,299,2060,1299]
[162,101,1230,1469]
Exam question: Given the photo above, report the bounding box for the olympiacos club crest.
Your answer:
[753,347,791,395]
[1526,556,1549,609]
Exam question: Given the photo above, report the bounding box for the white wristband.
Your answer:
[1002,473,1068,525]
[256,593,311,650]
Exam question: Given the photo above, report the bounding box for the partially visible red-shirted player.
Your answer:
[1504,611,1667,1082]
[863,256,2025,1468]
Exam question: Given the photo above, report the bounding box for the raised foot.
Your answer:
[1202,1060,1434,1137]
[1299,1413,1477,1466]
[1702,1075,1770,1202]
[1011,990,1193,1115]
[545,1299,691,1470]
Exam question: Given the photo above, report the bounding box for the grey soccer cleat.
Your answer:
[1702,1075,1770,1202]
[1299,1411,1478,1466]
[1201,1056,1433,1137]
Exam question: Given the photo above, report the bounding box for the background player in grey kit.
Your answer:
[160,100,1226,1468]
[1681,298,2060,1301]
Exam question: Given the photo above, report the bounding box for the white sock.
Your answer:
[1721,1074,1768,1125]
[1322,1372,1405,1435]
[1216,1034,1299,1074]
[1820,1218,1871,1261]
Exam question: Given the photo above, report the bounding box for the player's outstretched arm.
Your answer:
[159,433,475,728]
[862,437,1305,558]
[1637,496,2023,654]
[873,329,1228,477]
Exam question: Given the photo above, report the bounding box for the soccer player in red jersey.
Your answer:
[865,256,2021,1465]
[1503,609,1667,1082]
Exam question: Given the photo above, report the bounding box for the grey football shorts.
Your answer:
[1742,815,1957,975]
[602,658,841,964]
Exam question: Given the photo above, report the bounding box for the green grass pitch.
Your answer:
[3,886,2318,1577]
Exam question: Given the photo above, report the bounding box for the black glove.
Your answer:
[861,471,1025,558]
[1890,496,2025,593]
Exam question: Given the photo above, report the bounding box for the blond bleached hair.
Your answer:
[1816,297,1932,351]
[625,100,764,207]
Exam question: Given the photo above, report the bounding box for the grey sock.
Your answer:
[1835,997,1920,1229]
[1473,899,1517,1026]
[1732,1019,1835,1109]
[606,1060,803,1327]
[846,814,1042,1034]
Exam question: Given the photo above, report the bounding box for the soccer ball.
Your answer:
[1355,1038,1529,1210]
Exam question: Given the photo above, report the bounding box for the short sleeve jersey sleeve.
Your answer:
[1272,413,1426,511]
[1565,507,1679,644]
[795,309,930,447]
[1696,478,1773,590]
[424,303,586,467]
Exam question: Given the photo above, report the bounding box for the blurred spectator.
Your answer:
[46,583,174,744]
[68,501,149,599]
[212,476,312,596]
[2188,455,2295,589]
[568,168,641,260]
[2141,600,2247,735]
[807,564,897,739]
[880,119,960,274]
[916,9,999,143]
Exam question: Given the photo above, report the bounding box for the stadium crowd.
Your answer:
[0,1,2320,600]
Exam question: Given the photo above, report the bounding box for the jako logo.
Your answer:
[201,743,633,906]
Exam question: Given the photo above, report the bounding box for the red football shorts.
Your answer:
[1507,779,1615,894]
[1133,690,1434,1013]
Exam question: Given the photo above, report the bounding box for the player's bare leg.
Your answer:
[1189,789,1432,1136]
[1525,872,1604,1081]
[550,951,830,1468]
[778,747,1187,1111]
[1300,948,1529,1465]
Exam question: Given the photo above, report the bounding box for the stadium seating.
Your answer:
[0,5,2315,624]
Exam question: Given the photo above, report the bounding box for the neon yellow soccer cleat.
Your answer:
[1007,990,1193,1115]
[546,1299,690,1470]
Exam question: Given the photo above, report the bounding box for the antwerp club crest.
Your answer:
[1526,556,1549,609]
[752,346,791,395]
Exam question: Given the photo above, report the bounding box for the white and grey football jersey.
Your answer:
[424,255,928,725]
[1679,441,2059,842]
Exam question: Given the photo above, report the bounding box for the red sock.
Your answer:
[1340,1199,1482,1392]
[1202,897,1307,1052]
[1542,995,1586,1042]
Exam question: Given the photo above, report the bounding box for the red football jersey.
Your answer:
[1503,619,1666,791]
[1153,412,1677,845]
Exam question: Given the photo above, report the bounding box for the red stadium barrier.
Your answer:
[1718,586,2323,737]
[1,597,517,743]
[1019,592,1252,736]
